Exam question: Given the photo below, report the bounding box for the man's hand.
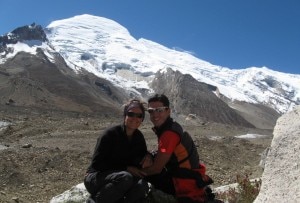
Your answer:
[140,153,153,168]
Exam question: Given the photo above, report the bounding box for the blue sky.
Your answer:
[1,0,299,74]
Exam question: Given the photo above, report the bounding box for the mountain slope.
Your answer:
[0,49,127,115]
[1,14,300,128]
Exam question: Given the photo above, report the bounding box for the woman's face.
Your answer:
[124,107,143,130]
[148,101,170,127]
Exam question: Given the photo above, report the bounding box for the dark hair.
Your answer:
[123,99,145,121]
[148,94,170,107]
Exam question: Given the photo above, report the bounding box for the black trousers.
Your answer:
[145,169,175,196]
[84,170,149,203]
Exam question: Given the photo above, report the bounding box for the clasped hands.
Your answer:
[127,153,154,178]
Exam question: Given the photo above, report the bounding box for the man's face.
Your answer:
[148,101,170,127]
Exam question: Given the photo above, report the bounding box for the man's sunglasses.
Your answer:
[147,107,168,114]
[127,112,143,118]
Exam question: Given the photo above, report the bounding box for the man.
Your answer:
[142,94,217,203]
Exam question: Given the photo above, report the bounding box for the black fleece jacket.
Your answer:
[86,124,148,173]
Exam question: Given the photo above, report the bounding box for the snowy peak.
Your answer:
[45,14,143,73]
[45,14,216,77]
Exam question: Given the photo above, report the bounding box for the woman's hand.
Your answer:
[127,166,147,178]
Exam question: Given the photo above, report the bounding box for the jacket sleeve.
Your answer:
[88,131,114,172]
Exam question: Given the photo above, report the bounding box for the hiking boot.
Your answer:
[86,195,96,203]
[146,187,177,203]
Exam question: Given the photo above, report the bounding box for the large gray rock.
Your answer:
[50,183,89,203]
[254,106,300,203]
[50,182,177,203]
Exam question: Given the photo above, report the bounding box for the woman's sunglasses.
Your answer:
[126,112,143,118]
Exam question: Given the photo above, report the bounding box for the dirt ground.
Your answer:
[0,106,273,203]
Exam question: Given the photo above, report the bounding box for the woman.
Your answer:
[84,99,151,203]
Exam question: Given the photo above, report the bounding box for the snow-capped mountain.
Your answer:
[45,14,300,114]
[1,14,299,116]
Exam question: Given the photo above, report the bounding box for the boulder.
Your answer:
[50,183,89,203]
[254,106,300,202]
[50,182,177,203]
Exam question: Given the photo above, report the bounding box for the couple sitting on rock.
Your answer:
[84,94,221,203]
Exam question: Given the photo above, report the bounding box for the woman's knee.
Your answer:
[84,172,98,194]
[115,171,134,188]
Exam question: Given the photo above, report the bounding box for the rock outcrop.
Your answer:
[254,106,300,202]
[150,68,255,127]
[0,23,47,53]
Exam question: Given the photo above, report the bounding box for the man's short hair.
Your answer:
[148,94,170,107]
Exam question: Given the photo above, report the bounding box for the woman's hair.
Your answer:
[123,99,146,121]
[148,94,170,107]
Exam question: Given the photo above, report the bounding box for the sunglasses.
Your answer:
[148,107,168,114]
[127,112,143,118]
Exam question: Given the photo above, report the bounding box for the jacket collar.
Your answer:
[152,117,173,137]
